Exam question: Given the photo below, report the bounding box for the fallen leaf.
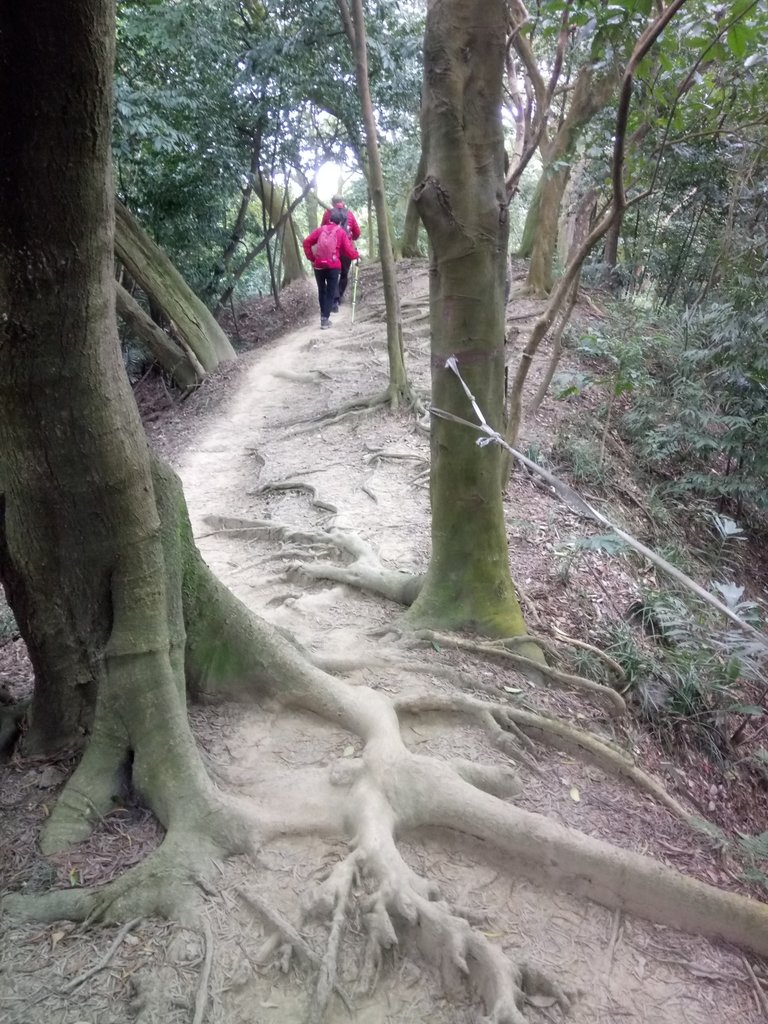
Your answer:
[503,686,522,694]
[481,931,504,938]
[342,745,355,758]
[569,786,581,803]
[51,930,65,949]
[124,933,140,946]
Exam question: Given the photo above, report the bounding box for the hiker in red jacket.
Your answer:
[303,208,360,330]
[320,194,361,311]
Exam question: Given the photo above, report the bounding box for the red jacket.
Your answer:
[321,204,361,241]
[303,224,359,270]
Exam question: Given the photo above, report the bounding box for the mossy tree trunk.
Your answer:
[410,0,530,640]
[114,200,236,372]
[0,0,219,854]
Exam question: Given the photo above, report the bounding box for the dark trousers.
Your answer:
[314,268,340,319]
[336,255,352,302]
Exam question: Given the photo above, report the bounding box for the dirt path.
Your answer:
[0,267,763,1024]
[173,276,760,1024]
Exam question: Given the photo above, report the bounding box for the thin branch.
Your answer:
[60,918,141,995]
[335,0,356,51]
[192,919,214,1024]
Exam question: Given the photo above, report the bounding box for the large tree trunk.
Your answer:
[114,200,236,372]
[410,0,531,642]
[0,0,217,858]
[255,175,307,288]
[115,282,204,390]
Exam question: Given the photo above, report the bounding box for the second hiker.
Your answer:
[303,208,360,330]
[321,194,361,311]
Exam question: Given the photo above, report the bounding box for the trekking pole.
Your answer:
[351,259,360,324]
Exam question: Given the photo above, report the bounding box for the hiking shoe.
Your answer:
[331,303,340,314]
[320,317,330,329]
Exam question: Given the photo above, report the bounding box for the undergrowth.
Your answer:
[546,297,768,771]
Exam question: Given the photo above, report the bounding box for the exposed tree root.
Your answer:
[8,468,768,1024]
[284,528,422,605]
[62,917,141,995]
[394,690,699,828]
[281,390,391,433]
[238,886,354,1014]
[410,629,626,715]
[271,369,333,384]
[257,480,339,516]
[302,855,358,1021]
[8,625,768,1018]
[205,514,423,605]
[192,917,214,1024]
[202,514,422,604]
[363,444,429,473]
[549,625,627,682]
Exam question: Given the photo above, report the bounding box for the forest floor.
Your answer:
[1,259,767,1024]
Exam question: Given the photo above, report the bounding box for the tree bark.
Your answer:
[400,152,426,257]
[0,0,215,856]
[603,214,621,276]
[410,0,532,644]
[115,282,204,390]
[522,68,619,295]
[527,164,570,295]
[114,200,236,372]
[516,176,542,259]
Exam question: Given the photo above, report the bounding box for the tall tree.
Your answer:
[0,0,224,851]
[337,0,412,407]
[409,0,531,641]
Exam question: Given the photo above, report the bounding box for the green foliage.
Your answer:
[621,301,768,514]
[114,0,424,302]
[552,432,607,486]
[554,533,627,584]
[595,613,740,759]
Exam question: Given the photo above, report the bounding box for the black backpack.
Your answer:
[335,206,351,236]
